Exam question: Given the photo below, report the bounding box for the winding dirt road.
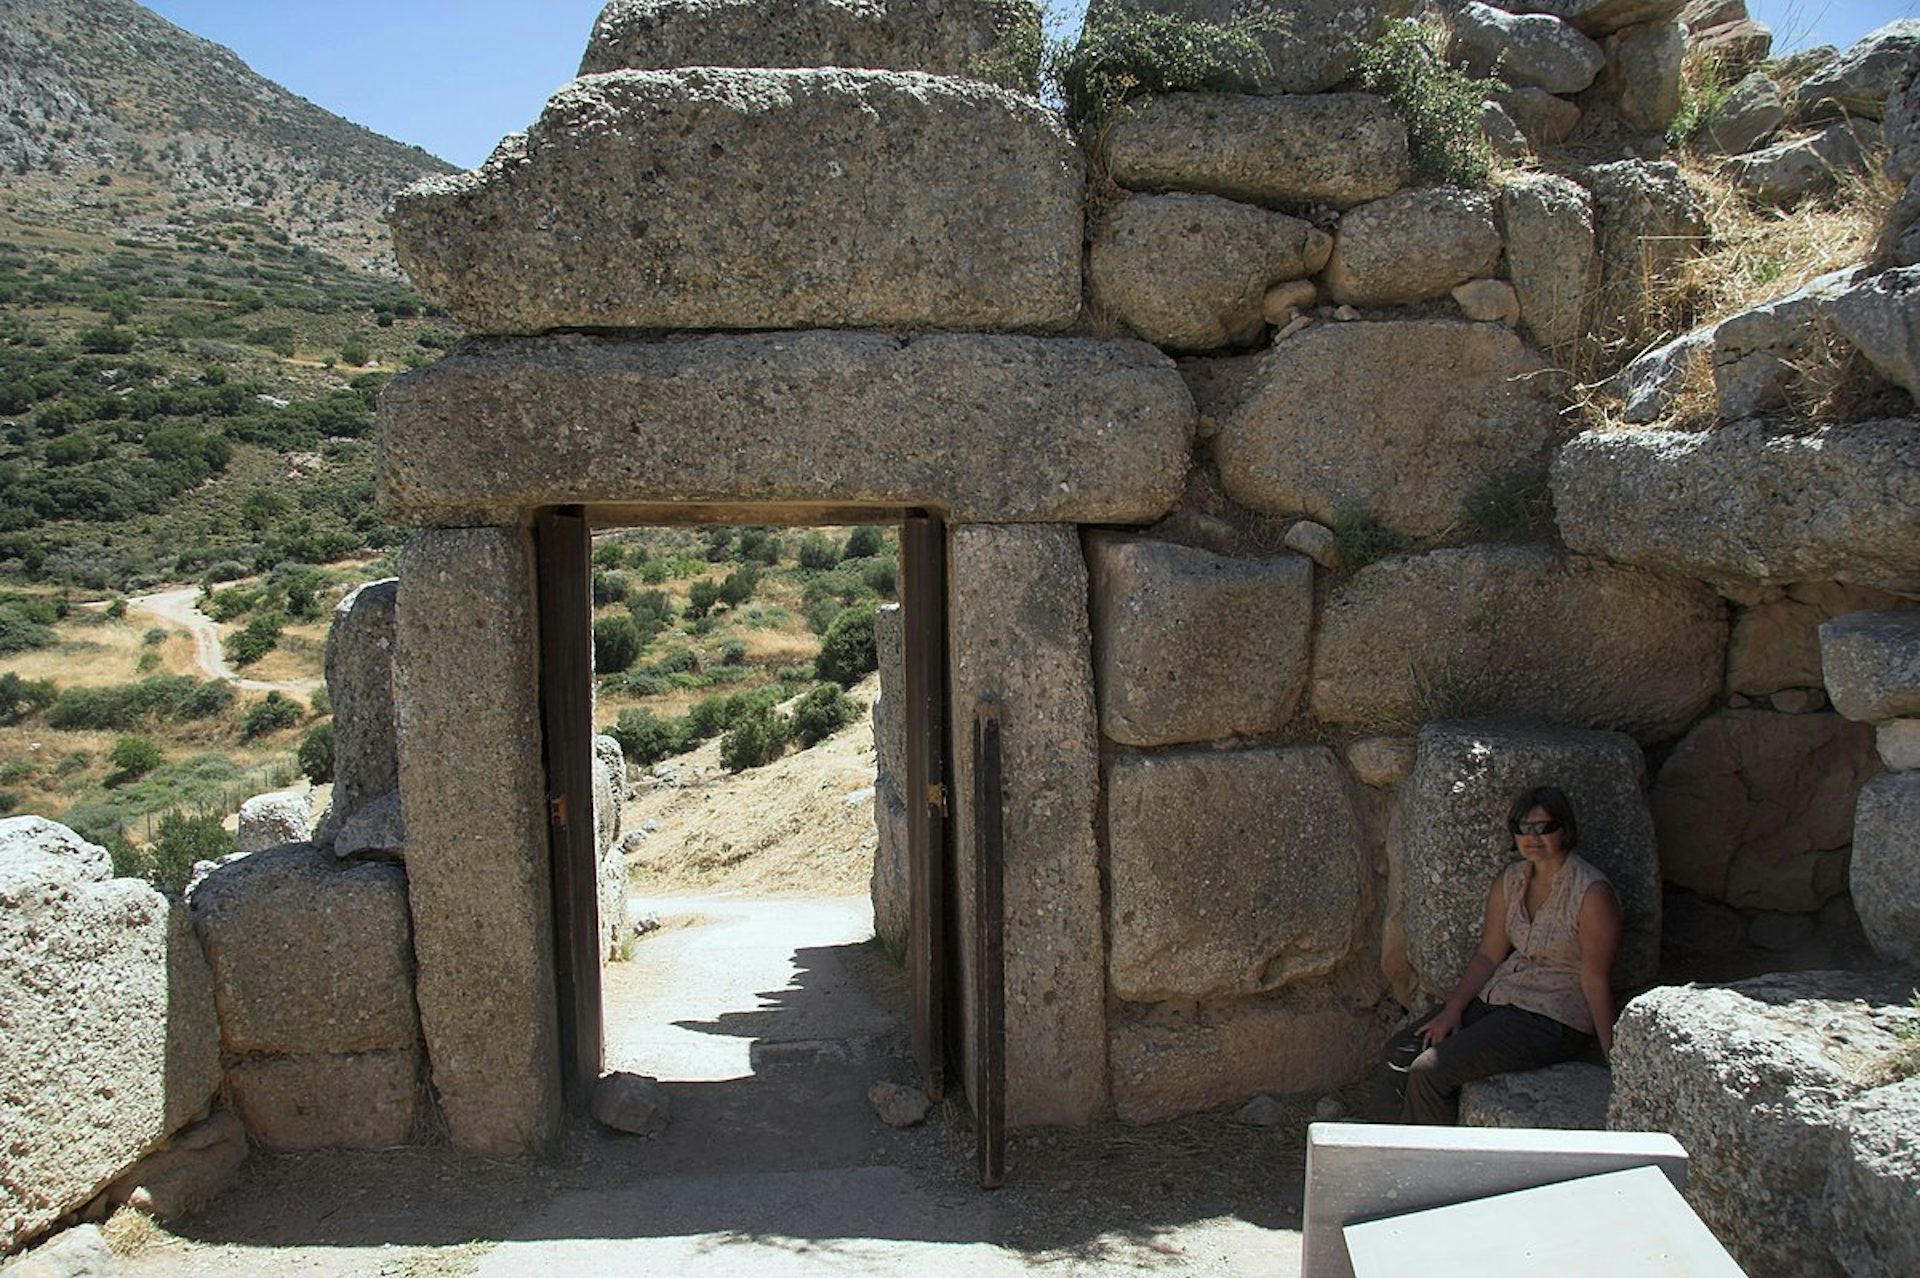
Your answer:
[127,588,322,697]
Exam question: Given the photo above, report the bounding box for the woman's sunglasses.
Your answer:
[1513,819,1562,836]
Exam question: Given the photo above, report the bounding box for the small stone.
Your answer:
[591,1072,670,1136]
[1482,99,1530,158]
[867,1080,932,1128]
[1233,1094,1287,1127]
[1768,687,1827,713]
[1263,278,1318,324]
[5,1224,121,1277]
[1452,278,1521,324]
[1282,519,1339,569]
[1877,719,1920,770]
[1346,736,1417,788]
[1500,87,1583,148]
[1274,314,1312,342]
[1313,1094,1349,1122]
[1333,305,1361,321]
[632,910,662,936]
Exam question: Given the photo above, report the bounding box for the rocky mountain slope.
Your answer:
[0,0,455,274]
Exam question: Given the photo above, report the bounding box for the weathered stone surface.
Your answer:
[1552,420,1920,595]
[1821,610,1920,721]
[322,579,397,840]
[1701,70,1785,154]
[1583,160,1706,339]
[189,842,416,1055]
[1498,0,1686,38]
[1832,1077,1920,1278]
[870,775,909,952]
[379,333,1195,528]
[1452,278,1520,323]
[1281,517,1336,567]
[396,528,561,1155]
[1,820,220,1253]
[1652,710,1878,911]
[1887,43,1920,181]
[1851,770,1920,964]
[591,1071,670,1136]
[1450,3,1606,93]
[1460,1061,1612,1129]
[581,0,1021,77]
[1605,19,1685,133]
[1692,17,1773,69]
[1348,736,1417,788]
[1313,548,1725,740]
[333,790,403,862]
[1086,534,1312,746]
[1217,322,1566,538]
[1108,747,1362,1002]
[1796,19,1920,121]
[1398,721,1662,1004]
[1110,995,1390,1124]
[1103,92,1410,211]
[1481,98,1530,158]
[228,1049,422,1151]
[1610,326,1710,422]
[594,735,627,962]
[1089,193,1331,350]
[391,69,1082,335]
[1325,188,1503,305]
[1101,0,1414,93]
[1728,582,1907,697]
[1501,171,1599,350]
[1679,0,1743,31]
[5,1224,119,1277]
[1499,86,1583,147]
[949,525,1105,1126]
[106,1110,247,1222]
[867,1080,931,1128]
[1734,119,1880,205]
[235,790,308,855]
[1607,971,1917,1278]
[1829,263,1920,400]
[1710,267,1856,418]
[1263,278,1318,324]
[1877,717,1920,768]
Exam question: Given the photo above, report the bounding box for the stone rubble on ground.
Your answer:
[866,1081,933,1129]
[591,1072,671,1137]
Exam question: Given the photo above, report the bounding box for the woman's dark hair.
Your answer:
[1507,785,1578,851]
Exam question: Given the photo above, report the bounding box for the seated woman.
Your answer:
[1385,785,1622,1125]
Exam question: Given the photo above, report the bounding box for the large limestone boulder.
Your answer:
[1088,193,1330,350]
[1734,119,1880,206]
[1,817,221,1251]
[1851,771,1920,964]
[1500,170,1599,350]
[1608,972,1920,1278]
[1795,19,1920,121]
[1216,322,1566,539]
[1821,609,1920,722]
[236,789,308,855]
[1494,0,1686,37]
[1397,721,1662,1005]
[1551,420,1920,595]
[580,0,1024,76]
[1651,710,1879,911]
[1107,746,1363,1002]
[1098,0,1414,94]
[379,333,1195,529]
[1582,160,1706,341]
[1109,994,1390,1124]
[390,69,1082,335]
[1606,19,1686,133]
[1449,3,1606,93]
[321,578,398,840]
[1102,93,1409,210]
[1727,583,1909,697]
[1701,70,1786,155]
[1086,534,1312,746]
[1832,1077,1920,1278]
[1829,263,1920,401]
[226,1051,423,1152]
[189,843,418,1057]
[1311,546,1726,740]
[1710,267,1856,419]
[1323,188,1503,306]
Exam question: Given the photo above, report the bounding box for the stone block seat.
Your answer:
[1459,1060,1613,1130]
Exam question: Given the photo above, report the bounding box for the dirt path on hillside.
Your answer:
[124,588,322,697]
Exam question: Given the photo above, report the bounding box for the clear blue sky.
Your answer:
[143,0,1920,170]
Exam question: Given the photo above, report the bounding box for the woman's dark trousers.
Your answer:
[1383,998,1594,1125]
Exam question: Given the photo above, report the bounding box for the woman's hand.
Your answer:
[1418,1005,1464,1049]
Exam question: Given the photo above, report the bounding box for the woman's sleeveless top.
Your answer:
[1480,853,1609,1034]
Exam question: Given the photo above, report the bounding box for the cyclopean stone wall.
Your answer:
[368,0,1920,1152]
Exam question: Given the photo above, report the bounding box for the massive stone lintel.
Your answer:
[378,332,1196,527]
[580,0,1023,77]
[1553,419,1920,595]
[390,69,1082,335]
[948,525,1107,1126]
[395,528,562,1155]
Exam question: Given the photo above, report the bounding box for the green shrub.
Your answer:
[309,684,331,716]
[737,527,782,565]
[1330,507,1411,581]
[1052,7,1272,132]
[593,569,631,607]
[685,687,782,741]
[0,604,55,654]
[241,691,302,739]
[224,612,283,667]
[862,557,899,598]
[719,564,760,607]
[790,682,857,747]
[1354,20,1502,187]
[108,735,164,781]
[594,615,644,674]
[339,340,370,367]
[806,595,844,636]
[719,701,792,773]
[842,525,886,560]
[650,647,701,676]
[0,671,56,723]
[45,676,231,730]
[593,542,627,569]
[1668,50,1738,147]
[105,597,127,619]
[146,809,230,894]
[796,532,841,571]
[817,600,881,687]
[685,578,723,619]
[298,721,333,785]
[142,626,166,646]
[718,639,749,667]
[608,707,690,766]
[970,0,1046,93]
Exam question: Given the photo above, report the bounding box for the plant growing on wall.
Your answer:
[1353,19,1503,187]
